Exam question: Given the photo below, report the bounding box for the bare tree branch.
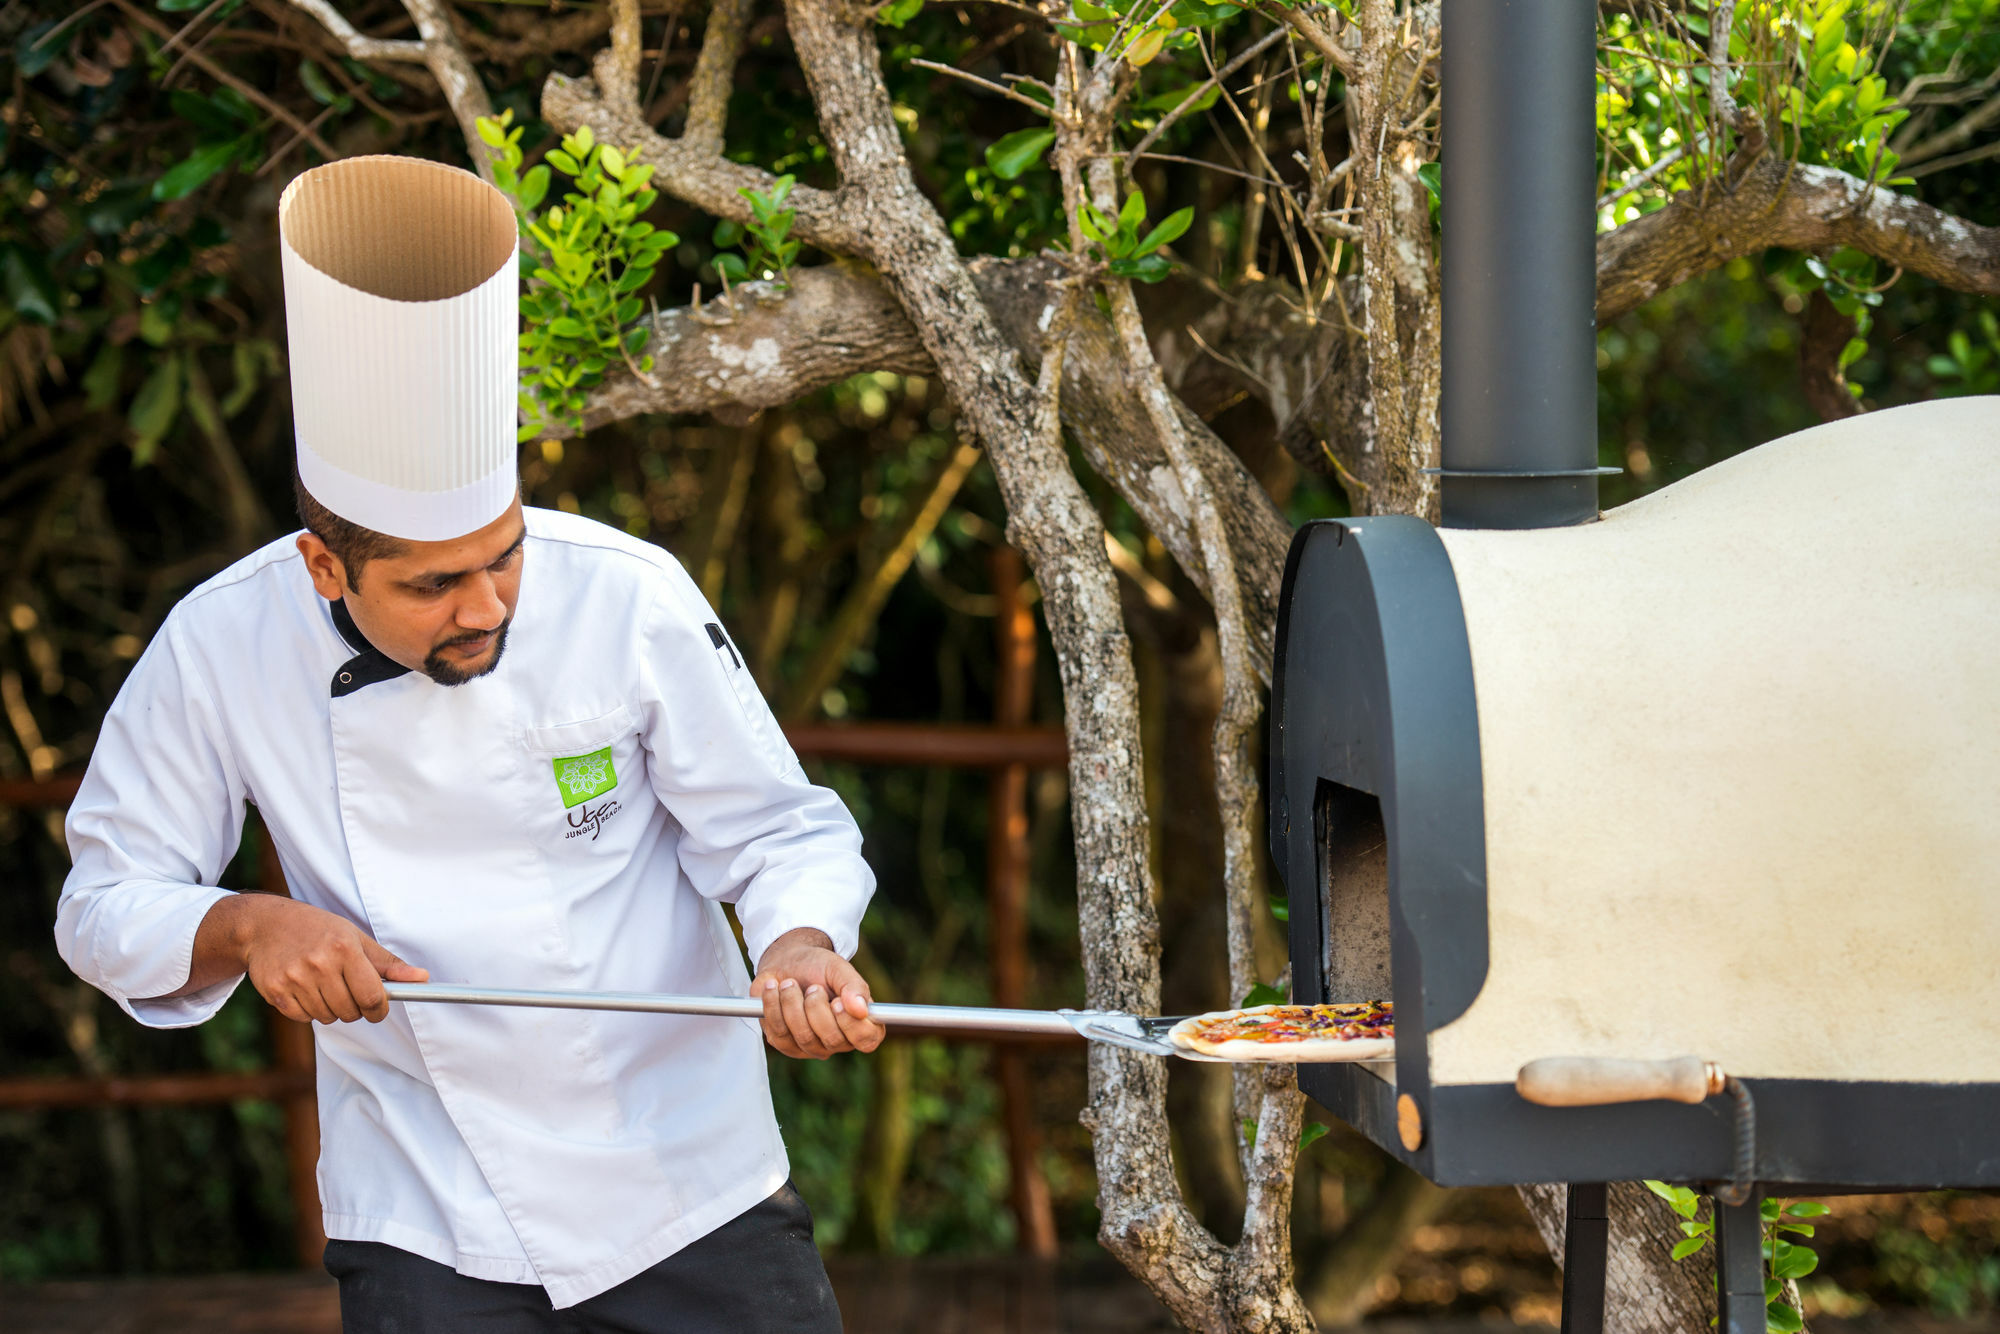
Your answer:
[684,0,754,152]
[1799,288,1866,423]
[1597,145,2000,322]
[1898,80,2000,168]
[460,11,613,63]
[1123,26,1290,171]
[1263,2,1358,78]
[281,0,498,175]
[571,267,932,431]
[1905,137,2000,180]
[603,0,647,106]
[278,0,426,61]
[543,67,871,256]
[398,0,500,176]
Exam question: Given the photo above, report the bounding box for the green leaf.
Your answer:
[1784,1202,1830,1218]
[1772,1247,1818,1281]
[128,355,184,462]
[1766,1301,1804,1333]
[1643,1180,1701,1218]
[1670,1237,1707,1261]
[153,140,243,202]
[139,299,178,346]
[221,339,272,417]
[169,90,248,137]
[1269,895,1289,923]
[1107,253,1174,282]
[299,59,340,107]
[1078,205,1111,244]
[1135,205,1193,256]
[84,184,154,236]
[549,317,588,339]
[15,22,71,78]
[1119,190,1147,231]
[1298,1122,1330,1151]
[547,149,582,176]
[599,146,627,179]
[519,165,551,213]
[624,326,651,354]
[615,296,643,324]
[877,0,924,27]
[985,127,1056,180]
[1242,982,1286,1008]
[1,244,63,324]
[1139,81,1220,114]
[82,342,125,410]
[214,86,260,122]
[476,115,509,149]
[1417,161,1442,202]
[157,0,212,10]
[1240,1118,1258,1149]
[713,253,749,282]
[1125,28,1167,67]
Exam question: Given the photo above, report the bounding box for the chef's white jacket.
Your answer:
[54,507,876,1307]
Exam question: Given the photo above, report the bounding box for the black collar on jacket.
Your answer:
[329,599,409,698]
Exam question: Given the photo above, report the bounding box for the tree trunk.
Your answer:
[1519,1181,1730,1334]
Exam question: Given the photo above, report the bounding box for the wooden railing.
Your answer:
[0,552,1075,1264]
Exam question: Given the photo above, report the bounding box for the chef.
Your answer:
[53,155,881,1332]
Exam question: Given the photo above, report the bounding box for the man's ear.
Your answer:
[296,532,352,602]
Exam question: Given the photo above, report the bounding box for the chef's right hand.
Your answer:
[232,893,429,1024]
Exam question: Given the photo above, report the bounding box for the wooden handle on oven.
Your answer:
[1516,1056,1725,1107]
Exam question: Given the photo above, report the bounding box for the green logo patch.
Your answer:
[552,746,618,808]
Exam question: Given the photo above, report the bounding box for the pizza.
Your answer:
[1168,1001,1393,1062]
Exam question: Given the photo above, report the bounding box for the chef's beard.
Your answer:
[423,622,510,686]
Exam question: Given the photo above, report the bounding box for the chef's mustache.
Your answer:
[434,623,506,650]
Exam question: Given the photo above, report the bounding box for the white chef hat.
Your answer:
[279,155,519,541]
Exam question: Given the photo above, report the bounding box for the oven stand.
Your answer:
[1558,1182,1608,1334]
[1715,1187,1767,1334]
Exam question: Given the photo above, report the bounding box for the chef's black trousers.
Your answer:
[325,1182,841,1334]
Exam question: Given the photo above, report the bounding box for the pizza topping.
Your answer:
[1184,1001,1393,1045]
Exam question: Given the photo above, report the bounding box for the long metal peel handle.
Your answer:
[1516,1056,1724,1107]
[381,982,1080,1037]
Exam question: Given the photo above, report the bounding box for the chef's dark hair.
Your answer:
[293,467,407,590]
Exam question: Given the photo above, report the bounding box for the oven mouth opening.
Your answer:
[1313,779,1392,1005]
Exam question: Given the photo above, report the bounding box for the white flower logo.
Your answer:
[557,751,613,799]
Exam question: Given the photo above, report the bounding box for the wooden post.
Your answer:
[987,546,1058,1257]
[257,820,326,1270]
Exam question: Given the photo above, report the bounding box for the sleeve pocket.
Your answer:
[703,623,801,776]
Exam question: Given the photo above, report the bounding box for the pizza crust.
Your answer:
[1168,1003,1395,1063]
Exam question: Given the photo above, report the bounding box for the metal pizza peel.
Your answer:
[379,982,1284,1062]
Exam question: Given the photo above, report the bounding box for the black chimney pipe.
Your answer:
[1439,0,1603,529]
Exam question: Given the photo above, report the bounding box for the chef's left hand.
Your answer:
[753,928,885,1059]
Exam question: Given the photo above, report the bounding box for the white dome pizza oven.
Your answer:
[1267,4,2000,1332]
